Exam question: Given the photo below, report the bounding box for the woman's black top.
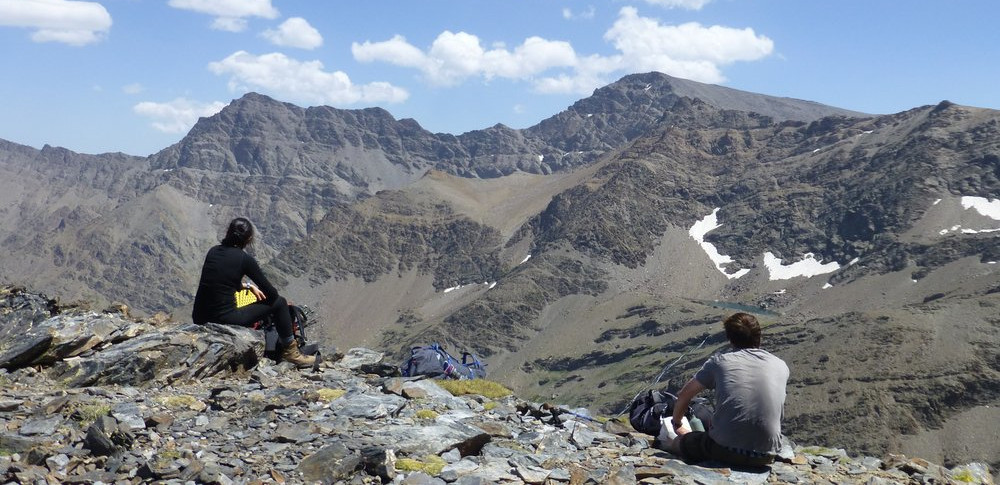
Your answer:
[191,245,279,324]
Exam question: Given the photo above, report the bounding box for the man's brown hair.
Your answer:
[723,312,761,349]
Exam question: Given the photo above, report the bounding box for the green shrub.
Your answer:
[950,469,976,483]
[73,403,111,426]
[316,388,347,402]
[395,455,446,475]
[415,409,439,420]
[434,379,512,399]
[156,395,202,410]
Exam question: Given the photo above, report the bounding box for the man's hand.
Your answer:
[672,417,692,436]
[671,377,706,437]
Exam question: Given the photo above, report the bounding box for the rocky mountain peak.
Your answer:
[1,73,999,476]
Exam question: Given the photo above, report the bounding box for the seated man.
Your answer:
[659,312,789,467]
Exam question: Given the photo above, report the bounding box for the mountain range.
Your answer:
[0,72,998,471]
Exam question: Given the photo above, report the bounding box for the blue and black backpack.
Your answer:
[401,343,487,380]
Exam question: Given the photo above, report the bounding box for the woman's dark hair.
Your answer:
[221,217,255,248]
[723,312,761,349]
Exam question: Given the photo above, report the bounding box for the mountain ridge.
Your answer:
[0,71,998,470]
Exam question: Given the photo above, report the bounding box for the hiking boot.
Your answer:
[280,340,316,369]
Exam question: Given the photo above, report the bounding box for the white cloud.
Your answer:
[208,51,409,105]
[167,0,278,18]
[562,6,596,20]
[210,17,246,32]
[122,83,144,95]
[261,17,322,49]
[167,0,278,32]
[352,7,773,96]
[351,35,428,69]
[534,53,622,94]
[353,31,576,86]
[0,0,112,46]
[604,7,773,84]
[642,0,712,10]
[133,98,227,134]
[484,36,578,79]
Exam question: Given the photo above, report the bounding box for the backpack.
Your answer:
[400,343,487,380]
[628,389,714,436]
[628,389,678,436]
[235,288,319,360]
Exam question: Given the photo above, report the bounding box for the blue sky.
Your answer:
[1,0,998,157]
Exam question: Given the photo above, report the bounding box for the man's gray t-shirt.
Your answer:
[694,348,789,454]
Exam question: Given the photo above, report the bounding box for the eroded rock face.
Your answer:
[0,287,994,484]
[1,288,263,386]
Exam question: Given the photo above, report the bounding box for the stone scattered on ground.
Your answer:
[0,286,994,484]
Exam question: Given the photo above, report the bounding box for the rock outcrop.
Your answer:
[0,286,994,484]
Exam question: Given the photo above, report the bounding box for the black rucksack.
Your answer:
[400,343,487,380]
[255,305,319,360]
[628,389,678,435]
[628,389,714,436]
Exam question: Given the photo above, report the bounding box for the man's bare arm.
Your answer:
[671,377,706,434]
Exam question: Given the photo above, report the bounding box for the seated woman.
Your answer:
[192,217,315,368]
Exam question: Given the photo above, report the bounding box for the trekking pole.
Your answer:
[557,408,600,423]
[614,334,711,418]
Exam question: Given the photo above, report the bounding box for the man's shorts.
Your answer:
[678,431,775,467]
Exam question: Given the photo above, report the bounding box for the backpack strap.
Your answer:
[289,305,308,343]
[401,346,423,377]
[461,352,485,371]
[430,343,462,378]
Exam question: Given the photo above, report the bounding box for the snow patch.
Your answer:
[763,252,840,281]
[443,285,461,293]
[520,254,531,264]
[930,196,1000,235]
[940,224,963,235]
[690,208,849,282]
[822,283,833,289]
[689,208,750,279]
[934,197,1000,235]
[488,281,497,289]
[537,155,544,162]
[961,196,1000,220]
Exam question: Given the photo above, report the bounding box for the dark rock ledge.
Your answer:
[0,286,993,484]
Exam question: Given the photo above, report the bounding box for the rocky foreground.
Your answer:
[0,287,994,484]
